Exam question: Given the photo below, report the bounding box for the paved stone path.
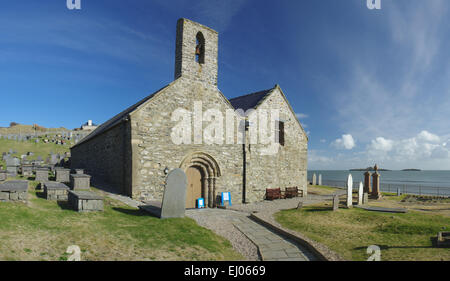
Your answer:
[233,215,317,261]
[102,186,345,261]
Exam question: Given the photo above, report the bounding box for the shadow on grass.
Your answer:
[57,200,73,211]
[302,206,333,212]
[112,207,150,217]
[353,240,437,250]
[35,191,46,199]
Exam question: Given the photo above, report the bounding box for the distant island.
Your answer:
[349,167,422,171]
[401,169,422,171]
[349,167,391,171]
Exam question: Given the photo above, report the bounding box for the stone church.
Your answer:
[71,18,308,208]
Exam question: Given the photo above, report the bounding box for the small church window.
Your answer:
[276,121,285,146]
[195,32,205,64]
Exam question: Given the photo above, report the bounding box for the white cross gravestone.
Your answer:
[358,182,364,205]
[312,173,317,186]
[346,174,353,208]
[318,174,322,186]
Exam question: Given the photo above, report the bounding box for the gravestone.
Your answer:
[44,182,70,201]
[0,181,28,202]
[333,195,339,211]
[346,174,353,208]
[160,168,187,219]
[68,190,103,212]
[363,192,369,205]
[397,188,401,196]
[312,173,316,186]
[6,166,18,177]
[21,165,33,177]
[70,174,91,190]
[364,171,371,194]
[358,182,364,205]
[371,165,381,199]
[55,168,70,183]
[35,168,49,182]
[318,174,322,186]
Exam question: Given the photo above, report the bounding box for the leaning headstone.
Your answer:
[318,174,322,186]
[346,174,353,208]
[312,173,317,186]
[358,182,364,205]
[160,168,187,219]
[333,195,339,211]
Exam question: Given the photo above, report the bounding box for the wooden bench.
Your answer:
[285,187,298,198]
[266,188,284,200]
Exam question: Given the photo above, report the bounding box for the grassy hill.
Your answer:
[0,124,69,135]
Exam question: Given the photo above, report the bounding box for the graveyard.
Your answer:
[0,178,242,261]
[274,184,450,261]
[0,136,242,261]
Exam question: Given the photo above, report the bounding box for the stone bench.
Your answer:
[68,190,103,212]
[0,181,28,202]
[43,182,70,201]
[70,174,91,190]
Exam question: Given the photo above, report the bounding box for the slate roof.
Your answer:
[228,87,275,112]
[72,84,171,148]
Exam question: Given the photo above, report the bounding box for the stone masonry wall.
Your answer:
[70,122,129,195]
[244,87,308,203]
[129,77,244,203]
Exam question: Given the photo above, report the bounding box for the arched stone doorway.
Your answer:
[180,152,221,208]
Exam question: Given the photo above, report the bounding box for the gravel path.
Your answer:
[185,208,260,261]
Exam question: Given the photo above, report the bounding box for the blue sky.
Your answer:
[1,0,450,170]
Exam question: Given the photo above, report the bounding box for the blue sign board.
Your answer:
[221,192,232,206]
[197,198,205,209]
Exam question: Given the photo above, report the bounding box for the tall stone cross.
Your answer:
[346,174,353,208]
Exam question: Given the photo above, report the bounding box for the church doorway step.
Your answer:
[186,166,204,209]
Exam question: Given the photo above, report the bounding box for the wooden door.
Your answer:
[186,167,202,209]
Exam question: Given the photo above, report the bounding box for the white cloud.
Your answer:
[367,131,450,166]
[417,130,440,143]
[369,137,394,152]
[296,113,308,119]
[320,139,326,143]
[332,134,355,150]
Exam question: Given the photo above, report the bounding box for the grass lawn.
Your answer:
[275,201,450,261]
[0,180,242,261]
[307,185,339,195]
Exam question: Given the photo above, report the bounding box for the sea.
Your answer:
[307,170,450,197]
